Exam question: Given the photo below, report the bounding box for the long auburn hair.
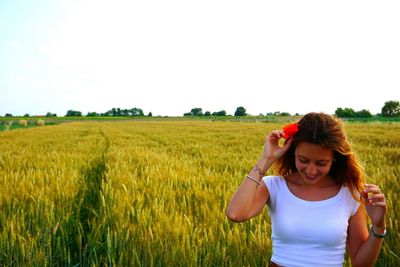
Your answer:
[274,112,365,201]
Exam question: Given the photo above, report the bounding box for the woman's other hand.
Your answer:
[363,183,387,229]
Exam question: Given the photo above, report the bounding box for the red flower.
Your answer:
[282,123,298,139]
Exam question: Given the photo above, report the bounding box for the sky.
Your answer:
[1,0,399,117]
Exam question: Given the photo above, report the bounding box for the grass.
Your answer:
[0,120,398,266]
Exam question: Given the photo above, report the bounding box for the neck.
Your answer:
[295,173,337,189]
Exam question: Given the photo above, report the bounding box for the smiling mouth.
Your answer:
[305,174,319,179]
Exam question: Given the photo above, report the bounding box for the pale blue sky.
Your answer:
[1,0,399,116]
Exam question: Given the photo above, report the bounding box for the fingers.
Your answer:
[364,183,381,192]
[363,184,386,207]
[265,131,282,148]
[268,130,284,141]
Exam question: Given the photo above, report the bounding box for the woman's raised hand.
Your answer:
[363,183,387,228]
[263,130,293,162]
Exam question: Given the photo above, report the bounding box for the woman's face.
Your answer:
[294,142,335,186]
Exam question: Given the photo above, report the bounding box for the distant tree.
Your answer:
[129,108,144,116]
[121,109,129,116]
[183,112,192,116]
[5,113,13,117]
[335,108,344,117]
[355,109,372,118]
[335,108,373,118]
[335,107,356,118]
[46,112,57,117]
[344,108,356,117]
[212,110,226,116]
[381,100,400,117]
[191,108,203,116]
[269,111,290,116]
[148,112,153,117]
[65,110,82,117]
[23,113,30,117]
[86,112,99,117]
[103,107,144,116]
[204,111,211,116]
[234,106,246,116]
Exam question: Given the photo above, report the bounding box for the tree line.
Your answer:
[3,108,150,118]
[66,107,149,117]
[183,106,294,117]
[183,100,400,118]
[334,100,399,118]
[2,100,399,118]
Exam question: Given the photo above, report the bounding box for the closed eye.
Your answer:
[298,157,330,166]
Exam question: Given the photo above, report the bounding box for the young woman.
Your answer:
[226,112,387,267]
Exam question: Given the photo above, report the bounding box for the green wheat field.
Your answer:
[0,120,399,266]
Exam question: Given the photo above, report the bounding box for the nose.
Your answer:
[307,165,318,176]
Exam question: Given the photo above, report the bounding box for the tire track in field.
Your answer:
[52,128,112,265]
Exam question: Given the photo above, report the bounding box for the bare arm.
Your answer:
[226,131,293,222]
[225,156,274,222]
[347,184,387,267]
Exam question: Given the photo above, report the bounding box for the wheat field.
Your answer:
[0,120,399,266]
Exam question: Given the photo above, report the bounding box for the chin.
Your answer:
[301,173,322,184]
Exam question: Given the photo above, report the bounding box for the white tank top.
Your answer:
[262,175,360,267]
